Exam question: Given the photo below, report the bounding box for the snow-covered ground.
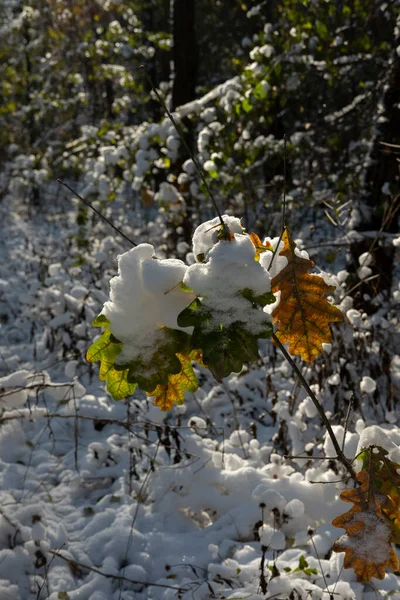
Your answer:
[0,191,399,600]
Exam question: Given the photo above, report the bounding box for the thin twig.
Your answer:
[48,550,187,592]
[57,179,137,248]
[268,135,288,272]
[309,533,330,593]
[273,333,357,482]
[341,394,354,453]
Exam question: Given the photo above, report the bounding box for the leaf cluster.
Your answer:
[87,226,344,410]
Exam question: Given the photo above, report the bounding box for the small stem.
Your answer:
[268,135,287,272]
[48,550,185,591]
[273,333,358,482]
[58,179,137,248]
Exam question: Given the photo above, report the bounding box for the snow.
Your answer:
[359,376,376,394]
[154,182,183,205]
[259,237,287,278]
[184,225,272,334]
[191,215,244,260]
[357,425,400,463]
[203,159,217,172]
[0,178,398,600]
[335,509,392,564]
[102,244,195,364]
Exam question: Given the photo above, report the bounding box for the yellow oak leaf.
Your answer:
[249,232,273,261]
[147,351,201,411]
[271,228,344,361]
[86,327,136,401]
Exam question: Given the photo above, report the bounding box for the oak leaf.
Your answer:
[249,232,273,261]
[87,315,191,399]
[86,316,136,401]
[332,446,400,582]
[271,228,344,361]
[177,297,273,382]
[332,504,399,582]
[147,350,201,411]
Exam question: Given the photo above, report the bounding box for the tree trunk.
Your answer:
[361,19,400,233]
[172,0,197,110]
[349,18,400,308]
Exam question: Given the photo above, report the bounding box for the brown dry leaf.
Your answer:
[332,448,400,582]
[362,448,400,543]
[333,503,399,582]
[249,232,273,261]
[271,228,344,361]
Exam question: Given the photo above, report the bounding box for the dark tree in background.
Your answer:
[171,0,197,109]
[362,25,400,233]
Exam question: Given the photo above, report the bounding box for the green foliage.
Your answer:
[178,296,274,382]
[115,328,191,393]
[293,555,318,576]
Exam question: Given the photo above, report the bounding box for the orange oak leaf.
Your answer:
[332,503,399,582]
[270,228,344,361]
[357,447,400,543]
[332,447,400,582]
[147,351,201,411]
[249,232,273,261]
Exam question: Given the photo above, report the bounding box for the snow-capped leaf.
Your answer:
[332,446,400,582]
[178,298,272,381]
[88,318,192,398]
[115,328,191,393]
[333,506,398,582]
[271,228,344,361]
[179,224,275,381]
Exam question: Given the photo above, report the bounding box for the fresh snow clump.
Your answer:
[259,524,274,547]
[259,236,287,278]
[191,215,244,261]
[154,182,184,205]
[360,376,376,394]
[102,243,195,365]
[356,425,400,464]
[184,224,272,334]
[0,370,31,408]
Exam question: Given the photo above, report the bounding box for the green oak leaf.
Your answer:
[88,315,192,397]
[180,281,194,293]
[177,297,273,381]
[92,314,110,327]
[115,329,190,392]
[240,288,276,307]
